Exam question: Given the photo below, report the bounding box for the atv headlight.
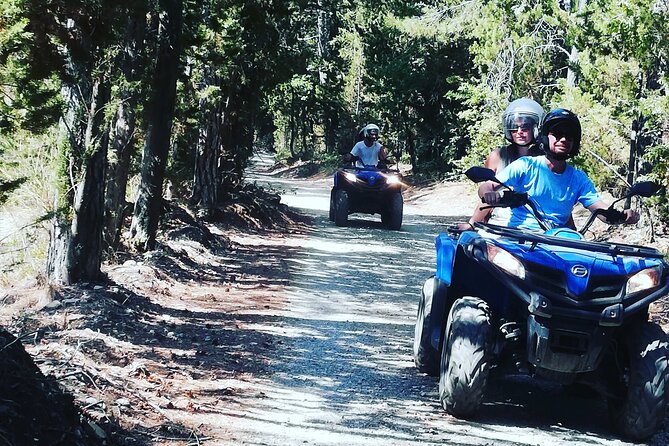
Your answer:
[626,265,663,295]
[486,243,525,280]
[344,172,357,182]
[385,175,401,185]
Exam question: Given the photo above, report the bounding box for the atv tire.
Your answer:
[439,296,493,418]
[334,190,349,227]
[382,193,403,230]
[609,322,669,441]
[329,190,335,221]
[413,276,440,376]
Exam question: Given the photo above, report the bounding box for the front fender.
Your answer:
[435,233,458,285]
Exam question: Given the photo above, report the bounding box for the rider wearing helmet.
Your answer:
[495,97,545,171]
[459,98,544,229]
[480,108,639,230]
[348,123,387,168]
[539,108,582,160]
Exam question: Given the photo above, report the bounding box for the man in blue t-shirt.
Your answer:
[479,108,639,231]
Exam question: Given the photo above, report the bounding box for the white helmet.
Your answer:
[502,98,544,142]
[361,123,380,138]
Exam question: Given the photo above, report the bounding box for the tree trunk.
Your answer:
[104,8,146,251]
[68,76,110,282]
[566,0,587,86]
[316,0,331,85]
[46,69,88,286]
[192,68,221,218]
[406,125,417,173]
[215,70,243,198]
[130,0,183,251]
[46,196,72,286]
[289,88,296,159]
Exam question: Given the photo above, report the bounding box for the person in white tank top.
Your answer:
[458,98,544,230]
[348,123,388,168]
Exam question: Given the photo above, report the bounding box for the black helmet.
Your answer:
[540,108,581,158]
[502,98,544,142]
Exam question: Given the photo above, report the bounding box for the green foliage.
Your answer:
[0,135,25,205]
[0,130,59,282]
[2,0,669,242]
[455,86,508,174]
[270,75,319,161]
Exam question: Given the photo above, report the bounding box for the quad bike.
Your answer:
[329,157,404,230]
[413,166,669,441]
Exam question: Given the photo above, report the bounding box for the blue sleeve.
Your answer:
[575,170,600,207]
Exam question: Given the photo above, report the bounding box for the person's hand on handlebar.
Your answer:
[344,153,360,163]
[589,201,640,225]
[622,208,640,224]
[482,190,503,205]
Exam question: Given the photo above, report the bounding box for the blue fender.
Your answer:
[435,233,458,285]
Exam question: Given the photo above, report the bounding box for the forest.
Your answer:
[1,0,668,284]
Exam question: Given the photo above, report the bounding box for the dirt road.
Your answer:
[10,154,665,445]
[196,155,663,446]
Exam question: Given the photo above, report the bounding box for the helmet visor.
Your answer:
[504,114,537,132]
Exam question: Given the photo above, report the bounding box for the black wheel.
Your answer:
[609,322,669,441]
[329,190,335,221]
[334,190,349,227]
[439,296,493,418]
[382,192,403,230]
[413,276,440,376]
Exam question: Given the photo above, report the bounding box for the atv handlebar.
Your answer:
[488,190,530,209]
[578,206,627,233]
[342,154,398,170]
[466,166,659,235]
[481,190,551,231]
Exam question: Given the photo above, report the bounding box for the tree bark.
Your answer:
[316,0,331,85]
[191,68,221,218]
[130,0,183,251]
[566,0,587,86]
[68,76,110,282]
[46,194,72,286]
[46,60,88,286]
[104,8,146,251]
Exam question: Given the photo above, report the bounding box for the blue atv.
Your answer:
[413,166,669,440]
[329,158,404,230]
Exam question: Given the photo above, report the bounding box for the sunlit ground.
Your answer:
[203,155,642,446]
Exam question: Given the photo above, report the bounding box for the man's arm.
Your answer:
[586,200,639,224]
[379,145,387,161]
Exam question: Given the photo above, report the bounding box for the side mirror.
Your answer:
[465,166,499,184]
[627,181,661,198]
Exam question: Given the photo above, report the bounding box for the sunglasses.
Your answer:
[510,126,532,133]
[549,130,575,140]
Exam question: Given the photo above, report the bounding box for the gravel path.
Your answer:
[194,155,658,446]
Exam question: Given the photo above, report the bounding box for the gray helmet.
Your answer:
[502,98,544,142]
[362,123,380,138]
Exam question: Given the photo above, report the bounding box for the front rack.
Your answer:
[475,222,665,259]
